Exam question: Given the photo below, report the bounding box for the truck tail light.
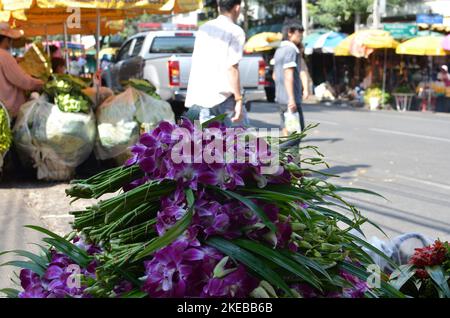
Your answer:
[169,60,180,87]
[258,60,267,86]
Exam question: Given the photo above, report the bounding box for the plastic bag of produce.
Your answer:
[13,97,96,181]
[95,87,175,162]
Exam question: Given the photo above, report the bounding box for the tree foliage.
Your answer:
[308,0,405,30]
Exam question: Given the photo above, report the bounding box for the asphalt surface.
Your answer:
[249,102,450,241]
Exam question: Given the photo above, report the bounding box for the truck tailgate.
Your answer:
[178,55,192,89]
[239,56,262,88]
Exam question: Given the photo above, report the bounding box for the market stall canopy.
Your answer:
[16,19,123,37]
[0,8,139,24]
[335,30,398,58]
[304,31,346,55]
[0,0,202,14]
[302,29,329,51]
[0,0,202,27]
[244,32,282,53]
[396,35,447,56]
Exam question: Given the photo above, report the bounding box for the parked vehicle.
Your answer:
[102,31,267,106]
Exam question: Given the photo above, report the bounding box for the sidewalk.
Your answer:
[0,188,44,291]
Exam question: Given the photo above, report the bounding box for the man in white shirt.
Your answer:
[185,0,245,126]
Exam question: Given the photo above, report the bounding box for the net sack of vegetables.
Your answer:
[44,75,93,114]
[94,87,174,163]
[0,103,12,173]
[13,97,96,181]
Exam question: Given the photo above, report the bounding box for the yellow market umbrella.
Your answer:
[395,36,447,56]
[334,33,354,56]
[350,30,398,58]
[244,32,282,53]
[335,30,398,58]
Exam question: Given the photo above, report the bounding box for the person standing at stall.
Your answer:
[0,23,44,119]
[185,0,246,126]
[438,65,450,87]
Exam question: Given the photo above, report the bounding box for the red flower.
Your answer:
[409,241,447,268]
[415,269,429,280]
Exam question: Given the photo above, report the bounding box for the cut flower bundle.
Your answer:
[1,118,407,298]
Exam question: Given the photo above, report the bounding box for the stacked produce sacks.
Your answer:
[13,75,96,181]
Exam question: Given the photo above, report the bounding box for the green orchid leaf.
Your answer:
[206,237,293,297]
[133,208,193,262]
[233,239,323,291]
[214,188,276,232]
[426,266,450,298]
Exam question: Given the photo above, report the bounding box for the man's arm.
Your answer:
[229,64,243,123]
[284,67,297,112]
[227,28,246,123]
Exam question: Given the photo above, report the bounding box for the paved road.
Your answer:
[249,102,450,241]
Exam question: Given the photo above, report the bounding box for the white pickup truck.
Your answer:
[102,30,267,105]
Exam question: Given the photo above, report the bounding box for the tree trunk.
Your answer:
[243,0,250,33]
[355,12,361,32]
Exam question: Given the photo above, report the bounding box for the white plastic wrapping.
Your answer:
[13,97,96,181]
[350,229,433,274]
[283,111,301,134]
[95,87,175,162]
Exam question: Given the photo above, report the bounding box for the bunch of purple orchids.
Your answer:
[13,119,372,298]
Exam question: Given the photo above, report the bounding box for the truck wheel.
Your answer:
[265,87,276,103]
[170,101,188,121]
[245,101,252,112]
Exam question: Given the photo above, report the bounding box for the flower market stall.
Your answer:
[335,30,399,110]
[396,35,449,112]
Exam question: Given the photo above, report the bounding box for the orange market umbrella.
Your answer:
[0,0,202,13]
[16,19,123,37]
